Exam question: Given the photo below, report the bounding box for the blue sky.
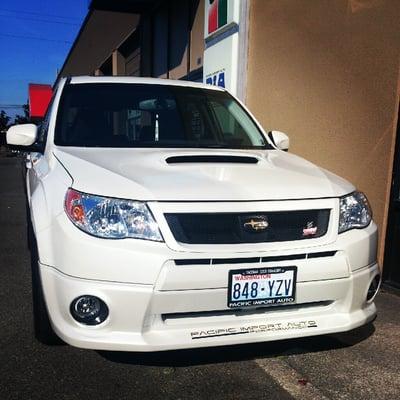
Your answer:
[0,0,88,120]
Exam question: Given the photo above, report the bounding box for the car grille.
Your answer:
[164,209,330,244]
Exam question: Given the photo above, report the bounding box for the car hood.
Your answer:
[53,147,354,201]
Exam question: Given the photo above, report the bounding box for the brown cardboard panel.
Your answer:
[190,0,205,72]
[246,0,400,263]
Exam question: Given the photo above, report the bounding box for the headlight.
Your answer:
[338,191,372,233]
[65,188,163,241]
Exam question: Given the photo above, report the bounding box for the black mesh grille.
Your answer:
[165,210,330,244]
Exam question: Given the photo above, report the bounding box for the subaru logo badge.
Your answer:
[243,216,269,232]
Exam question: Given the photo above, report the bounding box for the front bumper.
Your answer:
[37,198,379,351]
[41,262,379,351]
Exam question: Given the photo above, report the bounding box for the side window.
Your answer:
[36,94,55,148]
[36,119,49,147]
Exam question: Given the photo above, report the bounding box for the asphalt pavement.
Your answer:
[0,154,399,400]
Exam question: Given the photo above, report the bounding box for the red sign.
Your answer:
[208,0,228,34]
[29,84,53,118]
[208,0,218,34]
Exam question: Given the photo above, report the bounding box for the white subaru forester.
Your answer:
[7,76,380,351]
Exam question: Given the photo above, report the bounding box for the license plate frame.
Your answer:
[227,266,297,308]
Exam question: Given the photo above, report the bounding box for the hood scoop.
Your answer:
[166,155,259,164]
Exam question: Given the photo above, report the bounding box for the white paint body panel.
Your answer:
[41,263,378,351]
[23,76,379,351]
[6,124,37,146]
[53,147,354,201]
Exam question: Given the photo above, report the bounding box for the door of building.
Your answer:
[384,106,400,288]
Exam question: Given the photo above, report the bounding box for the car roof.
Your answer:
[67,75,225,91]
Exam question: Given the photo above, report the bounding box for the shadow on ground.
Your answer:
[98,322,375,367]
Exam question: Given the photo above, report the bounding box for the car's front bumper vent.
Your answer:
[162,301,334,323]
[174,251,337,266]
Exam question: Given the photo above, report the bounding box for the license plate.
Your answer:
[227,266,297,308]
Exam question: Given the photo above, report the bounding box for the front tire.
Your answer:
[28,223,62,345]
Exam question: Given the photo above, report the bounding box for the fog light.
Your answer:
[366,275,381,302]
[70,295,109,325]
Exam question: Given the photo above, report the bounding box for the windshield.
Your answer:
[54,83,270,149]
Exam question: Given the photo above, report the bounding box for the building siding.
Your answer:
[246,0,400,264]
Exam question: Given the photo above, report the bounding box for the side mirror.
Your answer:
[6,124,38,148]
[267,130,290,151]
